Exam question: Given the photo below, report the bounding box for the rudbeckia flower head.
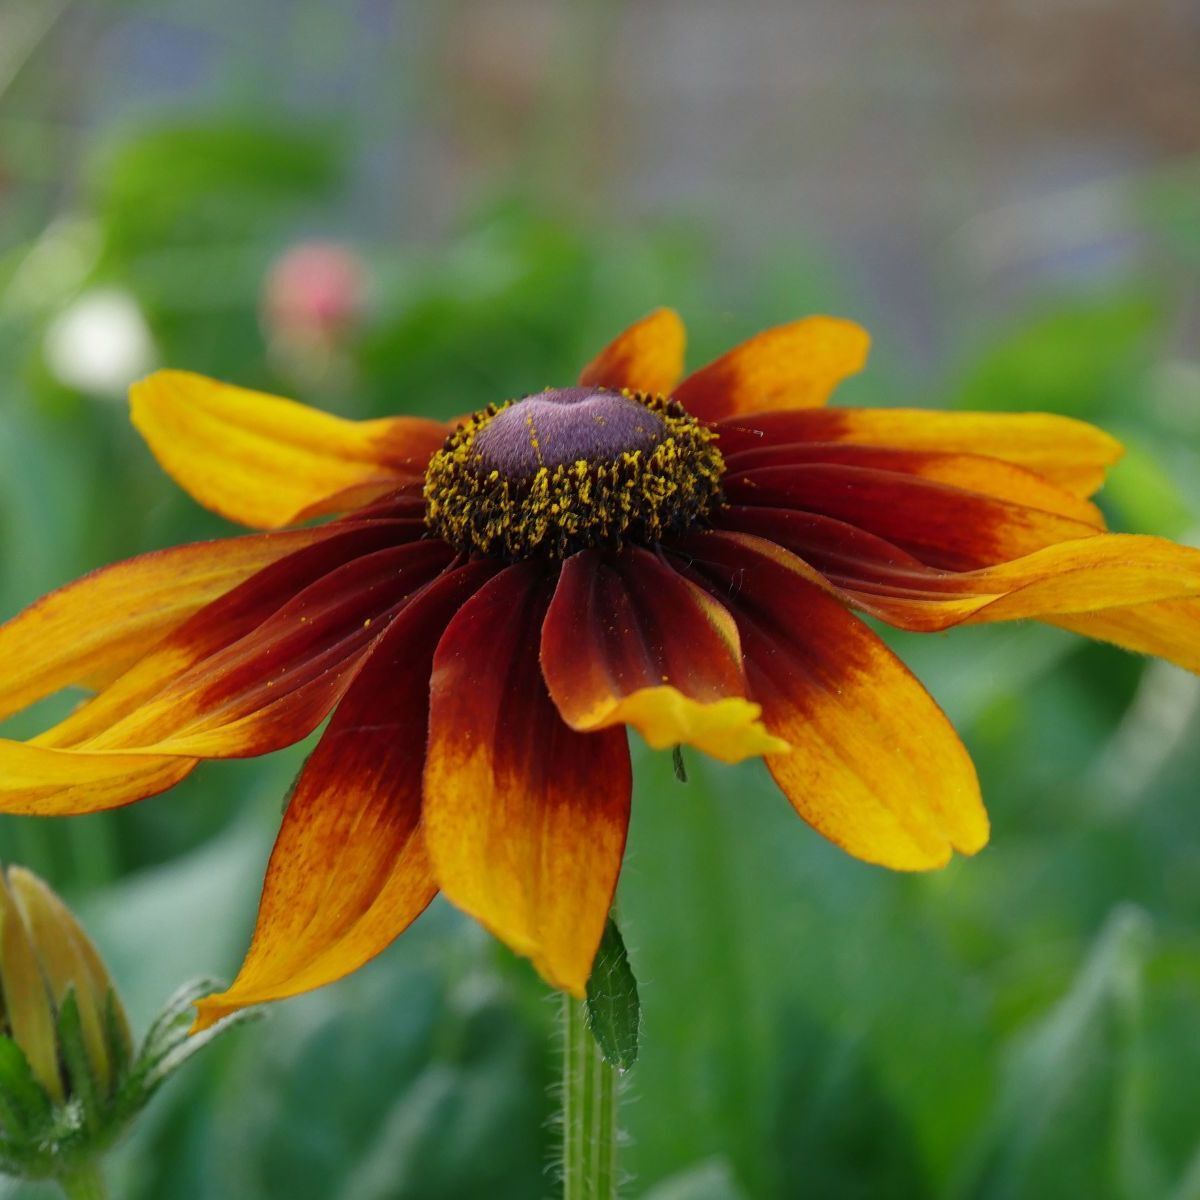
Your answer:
[2,307,1198,1031]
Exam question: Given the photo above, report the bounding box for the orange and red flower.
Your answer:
[2,309,1198,1027]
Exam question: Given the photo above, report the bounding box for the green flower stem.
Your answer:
[561,992,618,1200]
[59,1164,107,1200]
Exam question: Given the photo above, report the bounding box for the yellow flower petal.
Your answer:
[191,563,496,1029]
[578,308,686,396]
[130,370,446,529]
[717,407,1124,497]
[0,528,326,724]
[679,532,987,870]
[541,547,786,763]
[675,316,870,421]
[424,564,630,996]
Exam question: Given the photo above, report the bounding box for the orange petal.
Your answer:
[0,528,328,724]
[73,541,455,758]
[192,562,499,1030]
[717,408,1123,497]
[722,442,1105,527]
[677,531,987,870]
[0,542,455,816]
[36,521,430,749]
[130,371,448,529]
[674,317,870,422]
[578,308,686,396]
[724,462,1101,570]
[0,740,195,815]
[541,547,786,762]
[1051,597,1200,674]
[720,507,1200,674]
[424,563,631,996]
[845,536,1200,637]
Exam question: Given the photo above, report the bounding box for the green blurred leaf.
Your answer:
[956,294,1161,418]
[586,917,640,1071]
[960,907,1163,1200]
[642,1159,751,1200]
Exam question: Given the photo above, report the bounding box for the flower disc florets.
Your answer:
[424,386,725,559]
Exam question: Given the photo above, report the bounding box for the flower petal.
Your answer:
[724,463,1101,570]
[424,563,631,996]
[36,521,430,748]
[541,547,786,762]
[677,531,987,870]
[75,541,455,757]
[0,541,456,816]
[578,308,686,396]
[0,528,329,724]
[130,371,448,529]
[716,408,1123,497]
[1051,598,1200,674]
[722,442,1105,527]
[192,561,500,1030]
[674,317,870,422]
[841,536,1200,638]
[722,506,1200,674]
[0,741,195,816]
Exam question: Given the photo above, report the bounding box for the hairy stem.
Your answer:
[561,992,619,1199]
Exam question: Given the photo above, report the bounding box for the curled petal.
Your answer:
[0,542,455,816]
[721,507,1200,675]
[0,741,195,816]
[1051,598,1200,675]
[841,536,1200,637]
[131,371,448,529]
[724,463,1101,570]
[716,408,1123,497]
[0,528,329,724]
[675,317,870,422]
[721,442,1104,527]
[677,531,987,871]
[193,562,499,1030]
[424,563,631,996]
[541,547,785,762]
[77,541,455,757]
[37,521,430,748]
[578,308,686,396]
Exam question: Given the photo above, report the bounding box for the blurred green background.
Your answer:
[2,2,1199,1197]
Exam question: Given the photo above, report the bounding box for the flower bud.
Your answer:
[0,866,131,1106]
[0,866,251,1190]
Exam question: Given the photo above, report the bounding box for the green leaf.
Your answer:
[585,917,640,1071]
[959,906,1161,1200]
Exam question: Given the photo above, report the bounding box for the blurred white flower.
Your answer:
[43,287,156,399]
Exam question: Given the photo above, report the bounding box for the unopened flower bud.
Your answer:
[0,866,252,1194]
[0,867,131,1112]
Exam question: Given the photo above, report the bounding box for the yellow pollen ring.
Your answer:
[424,391,725,559]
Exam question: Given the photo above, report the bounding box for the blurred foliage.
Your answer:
[1,30,1199,1200]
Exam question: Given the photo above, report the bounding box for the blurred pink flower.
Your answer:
[262,242,366,350]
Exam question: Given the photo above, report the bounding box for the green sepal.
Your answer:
[113,978,259,1126]
[103,990,133,1086]
[0,1037,52,1136]
[56,990,103,1135]
[585,917,640,1071]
